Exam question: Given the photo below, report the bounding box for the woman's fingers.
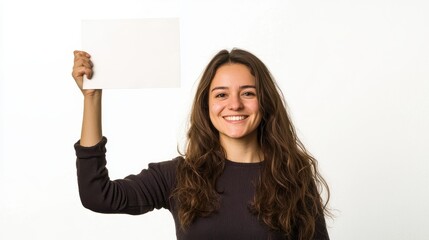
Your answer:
[85,67,93,79]
[74,50,90,59]
[72,66,93,80]
[74,58,93,69]
[72,50,93,81]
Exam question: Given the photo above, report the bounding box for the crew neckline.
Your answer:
[225,159,264,168]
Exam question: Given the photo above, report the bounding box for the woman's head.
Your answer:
[190,48,285,146]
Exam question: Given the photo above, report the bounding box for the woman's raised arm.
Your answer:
[72,50,102,147]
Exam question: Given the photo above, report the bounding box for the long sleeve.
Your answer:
[74,137,179,215]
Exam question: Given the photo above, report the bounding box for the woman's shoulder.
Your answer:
[148,156,183,170]
[146,156,183,183]
[124,157,184,199]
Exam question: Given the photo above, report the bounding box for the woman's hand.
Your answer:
[72,50,101,97]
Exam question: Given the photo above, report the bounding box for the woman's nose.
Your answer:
[227,95,244,110]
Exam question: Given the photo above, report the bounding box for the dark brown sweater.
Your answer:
[75,137,329,240]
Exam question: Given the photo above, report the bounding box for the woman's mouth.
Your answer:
[223,115,248,121]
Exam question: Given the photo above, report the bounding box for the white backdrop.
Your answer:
[1,0,428,239]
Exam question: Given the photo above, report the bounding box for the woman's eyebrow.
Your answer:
[239,85,256,89]
[211,86,228,92]
[211,85,256,92]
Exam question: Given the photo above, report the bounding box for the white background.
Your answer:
[1,0,428,239]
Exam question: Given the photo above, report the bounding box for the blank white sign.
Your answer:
[82,18,180,89]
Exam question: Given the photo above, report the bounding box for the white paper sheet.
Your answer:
[81,18,180,89]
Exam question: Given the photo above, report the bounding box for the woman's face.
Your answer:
[208,63,262,143]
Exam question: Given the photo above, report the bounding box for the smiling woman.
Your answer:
[73,48,330,240]
[208,63,262,161]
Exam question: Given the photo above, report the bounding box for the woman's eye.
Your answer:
[242,92,256,97]
[215,93,227,98]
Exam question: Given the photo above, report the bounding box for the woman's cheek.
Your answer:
[210,102,224,114]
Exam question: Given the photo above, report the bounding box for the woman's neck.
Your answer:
[220,132,263,163]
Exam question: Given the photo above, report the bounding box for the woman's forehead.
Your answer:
[210,64,255,89]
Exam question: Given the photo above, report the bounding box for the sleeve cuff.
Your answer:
[74,136,108,159]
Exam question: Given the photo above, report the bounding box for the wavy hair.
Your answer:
[172,49,330,239]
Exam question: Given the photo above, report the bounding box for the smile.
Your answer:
[223,115,248,121]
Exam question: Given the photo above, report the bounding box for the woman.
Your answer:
[72,49,330,240]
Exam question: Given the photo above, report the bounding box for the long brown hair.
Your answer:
[173,49,330,239]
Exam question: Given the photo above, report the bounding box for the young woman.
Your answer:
[72,49,330,240]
